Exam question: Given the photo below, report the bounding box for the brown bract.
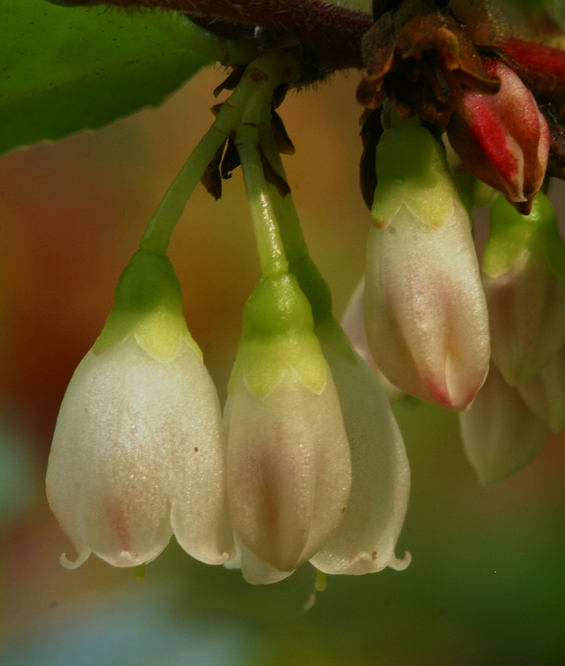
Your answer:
[357,0,499,126]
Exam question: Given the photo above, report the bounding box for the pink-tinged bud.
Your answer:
[365,201,490,411]
[225,275,351,576]
[226,369,352,573]
[517,345,565,433]
[483,193,565,385]
[459,363,548,485]
[447,59,550,213]
[341,277,406,403]
[365,117,490,411]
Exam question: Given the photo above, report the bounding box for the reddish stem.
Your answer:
[499,36,565,105]
[85,0,374,71]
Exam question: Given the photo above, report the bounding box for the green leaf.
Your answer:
[0,0,212,156]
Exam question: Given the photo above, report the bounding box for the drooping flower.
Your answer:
[310,315,410,575]
[225,273,352,582]
[46,249,233,568]
[459,362,548,486]
[447,59,550,214]
[364,116,490,410]
[482,192,565,385]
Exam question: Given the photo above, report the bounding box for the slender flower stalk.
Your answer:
[224,57,353,581]
[45,59,299,566]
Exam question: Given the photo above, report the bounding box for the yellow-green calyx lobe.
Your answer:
[93,249,198,362]
[372,117,461,228]
[483,192,565,281]
[232,273,328,398]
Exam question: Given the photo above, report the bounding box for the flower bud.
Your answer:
[459,362,548,485]
[46,250,233,568]
[483,193,565,385]
[226,274,351,575]
[365,120,490,410]
[517,345,565,433]
[447,59,550,213]
[341,277,405,403]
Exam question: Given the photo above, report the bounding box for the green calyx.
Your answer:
[372,121,461,228]
[483,192,565,281]
[231,273,328,398]
[93,249,198,362]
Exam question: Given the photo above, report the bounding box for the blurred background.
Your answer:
[1,53,565,665]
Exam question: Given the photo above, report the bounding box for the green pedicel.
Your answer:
[93,249,198,363]
[483,192,565,281]
[231,273,328,399]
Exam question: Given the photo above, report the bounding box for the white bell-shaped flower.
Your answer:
[225,274,352,577]
[483,192,565,385]
[46,250,233,568]
[310,316,411,575]
[365,117,490,410]
[459,362,548,485]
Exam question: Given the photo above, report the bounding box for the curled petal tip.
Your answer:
[60,546,91,570]
[389,551,412,572]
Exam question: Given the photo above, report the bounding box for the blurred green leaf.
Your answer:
[0,0,211,156]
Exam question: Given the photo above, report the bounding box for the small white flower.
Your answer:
[46,249,233,568]
[310,318,411,575]
[226,366,351,574]
[364,118,490,411]
[459,362,548,485]
[224,273,352,580]
[46,335,233,568]
[483,192,565,385]
[365,201,490,410]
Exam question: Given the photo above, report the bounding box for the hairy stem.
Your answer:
[64,0,373,72]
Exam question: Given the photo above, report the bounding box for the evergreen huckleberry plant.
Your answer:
[36,0,565,584]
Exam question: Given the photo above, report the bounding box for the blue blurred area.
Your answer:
[1,590,257,666]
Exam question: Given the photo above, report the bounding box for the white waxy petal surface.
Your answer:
[224,535,294,585]
[485,251,565,385]
[310,326,411,575]
[341,277,406,403]
[459,362,548,485]
[46,335,233,568]
[226,368,351,572]
[365,203,490,410]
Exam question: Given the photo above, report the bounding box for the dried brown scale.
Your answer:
[358,0,499,126]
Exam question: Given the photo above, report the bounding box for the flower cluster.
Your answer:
[47,53,411,584]
[46,0,565,584]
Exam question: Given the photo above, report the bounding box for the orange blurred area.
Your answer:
[1,65,565,666]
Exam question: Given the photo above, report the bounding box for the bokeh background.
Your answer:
[1,50,565,666]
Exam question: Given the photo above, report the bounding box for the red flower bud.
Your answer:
[447,60,550,214]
